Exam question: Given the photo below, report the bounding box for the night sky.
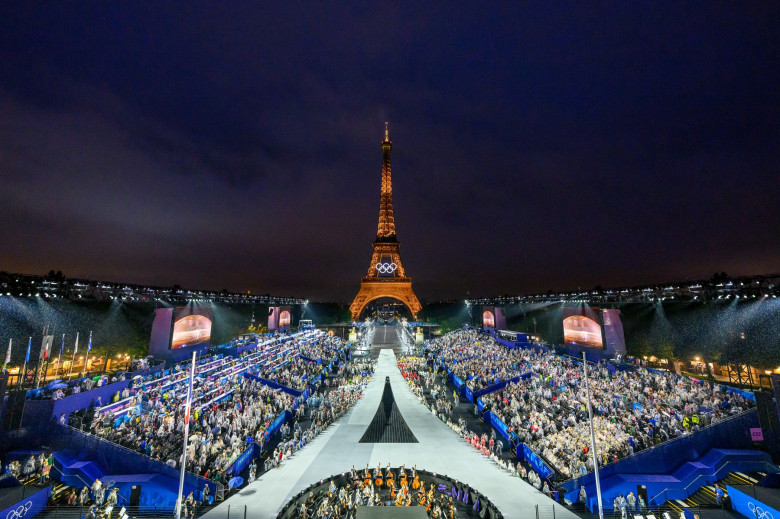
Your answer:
[1,3,778,302]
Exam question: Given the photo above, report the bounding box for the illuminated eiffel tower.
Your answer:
[349,123,422,319]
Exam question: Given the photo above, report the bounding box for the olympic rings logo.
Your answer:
[749,502,773,519]
[375,263,397,274]
[6,501,33,519]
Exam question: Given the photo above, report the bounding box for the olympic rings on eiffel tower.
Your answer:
[375,262,398,274]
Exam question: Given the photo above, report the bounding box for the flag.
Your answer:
[184,367,194,425]
[60,334,65,359]
[4,339,11,366]
[41,335,52,361]
[25,337,31,363]
[87,331,92,355]
[73,332,79,355]
[184,352,195,426]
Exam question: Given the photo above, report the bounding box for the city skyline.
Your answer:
[1,3,778,301]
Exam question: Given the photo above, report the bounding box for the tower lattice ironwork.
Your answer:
[350,123,422,319]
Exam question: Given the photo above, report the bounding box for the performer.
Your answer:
[317,498,329,518]
[400,479,409,500]
[385,464,395,487]
[363,465,371,486]
[411,473,420,490]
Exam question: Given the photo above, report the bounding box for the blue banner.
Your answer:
[485,411,518,444]
[519,444,555,480]
[242,372,302,396]
[226,444,256,476]
[263,409,293,441]
[0,485,51,519]
[728,484,779,519]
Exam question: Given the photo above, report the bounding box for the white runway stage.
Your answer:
[204,343,576,519]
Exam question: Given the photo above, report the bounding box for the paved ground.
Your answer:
[204,325,576,519]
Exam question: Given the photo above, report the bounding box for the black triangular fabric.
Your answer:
[359,377,418,443]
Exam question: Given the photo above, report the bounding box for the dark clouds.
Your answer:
[1,3,778,301]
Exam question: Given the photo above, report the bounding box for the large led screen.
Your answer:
[268,307,280,331]
[602,309,627,357]
[482,307,495,327]
[171,307,213,349]
[279,307,291,327]
[494,307,507,330]
[562,307,603,348]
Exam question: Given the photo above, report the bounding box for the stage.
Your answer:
[204,328,576,519]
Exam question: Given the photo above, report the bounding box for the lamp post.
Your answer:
[583,352,604,519]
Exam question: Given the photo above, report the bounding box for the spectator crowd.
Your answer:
[426,330,528,392]
[428,329,755,479]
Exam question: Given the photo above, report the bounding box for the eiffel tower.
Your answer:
[349,123,422,320]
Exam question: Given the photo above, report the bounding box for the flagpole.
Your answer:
[44,325,53,384]
[85,331,93,374]
[5,339,12,384]
[37,326,46,389]
[38,328,53,387]
[56,334,65,376]
[176,351,196,519]
[21,337,31,389]
[583,352,604,519]
[68,332,79,379]
[4,338,11,368]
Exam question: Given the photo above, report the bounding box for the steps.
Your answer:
[659,471,769,511]
[51,481,73,503]
[52,453,101,489]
